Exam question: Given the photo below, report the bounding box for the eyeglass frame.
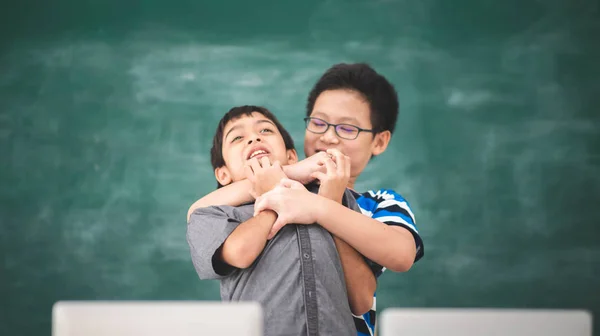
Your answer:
[303,117,375,140]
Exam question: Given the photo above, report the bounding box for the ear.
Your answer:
[286,149,299,164]
[371,131,391,156]
[214,166,233,186]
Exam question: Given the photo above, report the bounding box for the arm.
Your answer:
[332,237,376,315]
[187,154,328,221]
[187,206,258,280]
[315,197,416,272]
[187,179,253,221]
[219,210,277,269]
[256,186,417,273]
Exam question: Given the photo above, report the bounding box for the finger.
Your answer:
[312,151,328,160]
[253,197,261,216]
[279,178,302,189]
[310,171,327,182]
[249,188,258,200]
[249,157,262,171]
[244,164,255,182]
[278,178,292,188]
[323,156,337,175]
[326,148,343,162]
[253,195,270,216]
[259,156,271,168]
[283,178,306,190]
[335,152,349,177]
[344,155,351,177]
[268,218,286,240]
[328,149,346,175]
[316,155,336,169]
[316,163,327,174]
[326,148,343,157]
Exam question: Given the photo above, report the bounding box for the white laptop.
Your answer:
[380,308,592,336]
[52,301,262,336]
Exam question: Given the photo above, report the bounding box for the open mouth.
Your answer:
[247,148,270,160]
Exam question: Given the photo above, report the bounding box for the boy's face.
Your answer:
[304,89,390,185]
[216,112,298,186]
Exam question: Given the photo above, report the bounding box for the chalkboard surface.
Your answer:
[1,1,599,335]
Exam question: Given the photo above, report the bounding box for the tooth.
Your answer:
[250,150,266,159]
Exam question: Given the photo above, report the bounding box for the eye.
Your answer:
[338,125,358,134]
[311,119,327,127]
[230,135,243,143]
[259,128,274,134]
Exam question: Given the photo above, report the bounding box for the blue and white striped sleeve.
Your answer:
[361,189,424,263]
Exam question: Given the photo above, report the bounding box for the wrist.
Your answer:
[256,209,277,226]
[282,163,295,178]
[319,193,343,204]
[313,194,333,224]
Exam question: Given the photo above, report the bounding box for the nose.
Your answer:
[320,126,339,144]
[247,136,262,145]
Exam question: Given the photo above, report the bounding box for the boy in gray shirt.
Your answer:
[187,105,361,336]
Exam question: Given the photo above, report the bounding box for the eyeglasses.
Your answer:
[304,117,374,140]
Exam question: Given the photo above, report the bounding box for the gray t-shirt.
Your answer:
[187,187,360,336]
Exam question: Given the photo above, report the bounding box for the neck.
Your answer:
[346,176,357,191]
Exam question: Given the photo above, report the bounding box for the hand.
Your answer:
[254,178,316,239]
[310,149,350,203]
[244,156,287,199]
[283,152,328,184]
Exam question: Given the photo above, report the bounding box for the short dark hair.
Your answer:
[306,63,399,135]
[210,105,295,187]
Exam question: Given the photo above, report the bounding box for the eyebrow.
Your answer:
[311,112,360,125]
[256,119,276,127]
[224,119,277,140]
[224,125,241,140]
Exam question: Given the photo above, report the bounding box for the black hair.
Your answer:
[306,63,399,135]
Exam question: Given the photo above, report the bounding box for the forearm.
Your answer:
[187,179,253,221]
[315,197,416,272]
[219,210,276,269]
[281,164,296,180]
[333,236,376,315]
[186,163,304,222]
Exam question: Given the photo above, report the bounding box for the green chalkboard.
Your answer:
[1,0,599,335]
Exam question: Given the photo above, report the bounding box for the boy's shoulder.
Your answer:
[357,188,409,201]
[352,188,412,209]
[352,187,417,226]
[189,204,255,223]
